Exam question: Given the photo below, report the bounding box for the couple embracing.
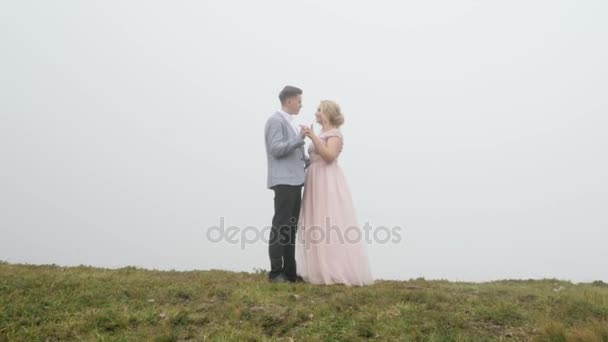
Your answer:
[264,85,373,286]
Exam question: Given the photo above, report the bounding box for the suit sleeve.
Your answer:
[266,119,305,158]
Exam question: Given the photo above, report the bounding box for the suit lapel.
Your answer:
[275,112,297,138]
[275,112,304,155]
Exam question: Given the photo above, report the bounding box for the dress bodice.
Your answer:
[308,128,343,164]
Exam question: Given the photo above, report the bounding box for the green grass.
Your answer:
[1,261,607,341]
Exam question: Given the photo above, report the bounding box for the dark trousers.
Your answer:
[268,184,302,280]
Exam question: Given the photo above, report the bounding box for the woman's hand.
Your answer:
[299,125,314,138]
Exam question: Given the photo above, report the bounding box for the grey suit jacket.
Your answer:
[264,112,309,189]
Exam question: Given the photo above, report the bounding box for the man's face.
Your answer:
[286,95,302,115]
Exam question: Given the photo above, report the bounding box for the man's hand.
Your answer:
[299,125,312,139]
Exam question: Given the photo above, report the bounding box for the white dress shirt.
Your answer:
[278,109,299,135]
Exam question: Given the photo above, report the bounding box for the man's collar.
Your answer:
[278,109,293,121]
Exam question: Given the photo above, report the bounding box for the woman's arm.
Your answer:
[309,133,342,163]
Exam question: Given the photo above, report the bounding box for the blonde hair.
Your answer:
[319,100,345,127]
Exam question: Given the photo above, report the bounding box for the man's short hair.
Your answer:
[279,86,303,104]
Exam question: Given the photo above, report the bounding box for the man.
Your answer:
[264,85,308,283]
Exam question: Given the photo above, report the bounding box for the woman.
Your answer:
[296,100,374,286]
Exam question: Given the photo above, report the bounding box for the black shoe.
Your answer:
[287,275,305,283]
[269,274,288,283]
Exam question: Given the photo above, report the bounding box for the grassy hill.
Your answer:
[0,261,607,341]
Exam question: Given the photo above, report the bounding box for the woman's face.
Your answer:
[315,106,325,124]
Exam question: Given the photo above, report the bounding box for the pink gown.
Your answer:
[295,128,374,286]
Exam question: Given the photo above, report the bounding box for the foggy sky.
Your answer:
[1,0,606,282]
